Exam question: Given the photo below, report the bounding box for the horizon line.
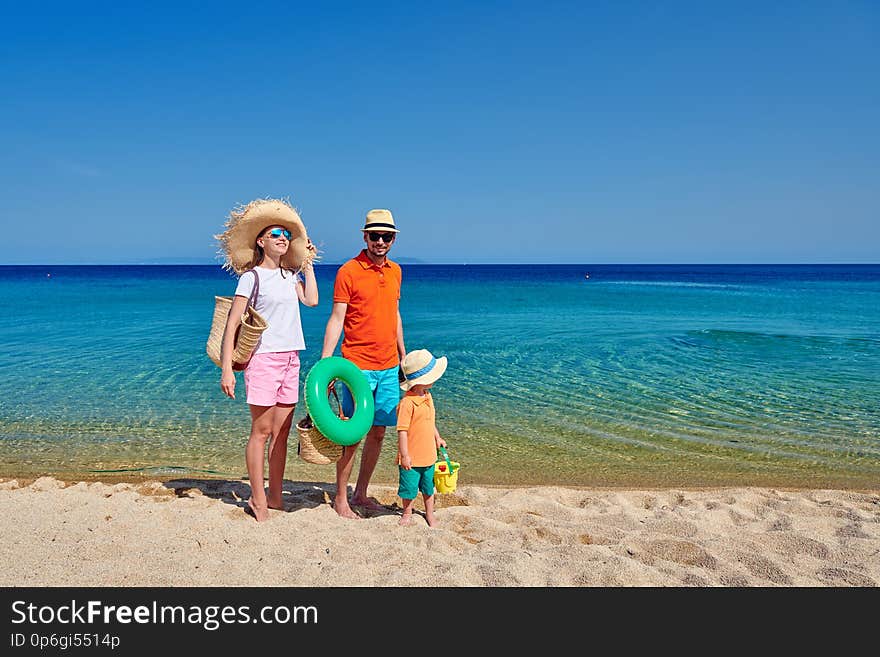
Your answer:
[3,262,879,267]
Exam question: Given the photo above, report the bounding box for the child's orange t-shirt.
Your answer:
[396,391,436,467]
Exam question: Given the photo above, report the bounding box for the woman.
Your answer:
[217,198,318,521]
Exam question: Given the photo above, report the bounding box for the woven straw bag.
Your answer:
[297,385,345,464]
[297,414,343,464]
[206,269,268,370]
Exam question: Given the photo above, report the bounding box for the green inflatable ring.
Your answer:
[304,357,375,446]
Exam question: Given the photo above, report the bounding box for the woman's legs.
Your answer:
[246,404,274,521]
[266,403,295,509]
[246,403,296,519]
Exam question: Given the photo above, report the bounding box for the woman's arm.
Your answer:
[296,241,319,307]
[220,294,249,399]
[296,264,319,307]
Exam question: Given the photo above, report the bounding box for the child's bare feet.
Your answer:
[247,498,269,522]
[398,512,413,526]
[425,511,438,528]
[267,495,284,511]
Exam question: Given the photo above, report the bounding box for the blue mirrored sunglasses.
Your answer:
[264,228,291,240]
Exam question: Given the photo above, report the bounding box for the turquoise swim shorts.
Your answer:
[339,365,400,427]
[397,464,435,500]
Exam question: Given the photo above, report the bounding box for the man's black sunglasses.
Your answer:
[368,232,396,243]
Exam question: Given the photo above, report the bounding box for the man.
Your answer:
[321,209,406,519]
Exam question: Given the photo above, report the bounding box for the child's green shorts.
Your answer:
[398,464,435,500]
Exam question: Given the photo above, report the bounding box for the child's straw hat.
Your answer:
[216,198,313,274]
[400,349,447,391]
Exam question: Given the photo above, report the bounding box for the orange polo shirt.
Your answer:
[396,391,437,467]
[333,250,402,370]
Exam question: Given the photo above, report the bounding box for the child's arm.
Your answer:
[398,430,412,470]
[434,425,447,449]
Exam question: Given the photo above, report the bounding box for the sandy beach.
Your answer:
[1,476,877,587]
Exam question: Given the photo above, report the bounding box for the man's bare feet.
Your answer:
[247,498,269,522]
[333,501,362,520]
[350,495,385,511]
[399,513,413,526]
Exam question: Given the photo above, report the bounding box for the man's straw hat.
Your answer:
[216,198,313,274]
[362,209,399,233]
[400,349,447,391]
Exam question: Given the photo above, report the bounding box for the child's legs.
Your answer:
[419,465,437,526]
[398,465,420,506]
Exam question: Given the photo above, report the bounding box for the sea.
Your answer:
[0,264,878,489]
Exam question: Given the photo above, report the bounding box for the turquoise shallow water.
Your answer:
[0,264,878,488]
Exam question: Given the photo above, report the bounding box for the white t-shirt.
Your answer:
[234,266,306,354]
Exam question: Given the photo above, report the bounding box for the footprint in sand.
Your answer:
[770,534,831,559]
[736,553,792,585]
[816,568,876,587]
[643,539,717,570]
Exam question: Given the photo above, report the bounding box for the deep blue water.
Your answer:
[0,264,878,488]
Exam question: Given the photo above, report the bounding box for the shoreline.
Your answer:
[1,476,877,586]
[1,467,877,492]
[2,472,880,495]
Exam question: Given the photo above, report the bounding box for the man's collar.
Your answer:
[356,249,391,269]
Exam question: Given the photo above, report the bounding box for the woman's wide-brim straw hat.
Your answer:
[216,198,314,274]
[400,349,447,391]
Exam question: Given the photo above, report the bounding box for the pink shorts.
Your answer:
[243,351,301,407]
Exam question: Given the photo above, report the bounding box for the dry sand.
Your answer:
[0,477,877,587]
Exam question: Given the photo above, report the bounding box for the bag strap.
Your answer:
[243,268,260,310]
[327,383,345,420]
[437,445,455,473]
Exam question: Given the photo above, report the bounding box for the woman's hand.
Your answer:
[220,369,236,399]
[303,239,317,268]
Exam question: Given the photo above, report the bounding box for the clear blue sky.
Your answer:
[1,1,877,264]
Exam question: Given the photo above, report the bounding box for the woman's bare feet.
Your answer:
[247,498,269,522]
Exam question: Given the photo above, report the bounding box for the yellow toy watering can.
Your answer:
[433,446,460,494]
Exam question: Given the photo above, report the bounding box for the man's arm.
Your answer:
[396,307,406,361]
[321,301,348,358]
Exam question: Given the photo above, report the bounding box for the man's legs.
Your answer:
[334,365,399,515]
[333,443,361,519]
[351,424,386,507]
